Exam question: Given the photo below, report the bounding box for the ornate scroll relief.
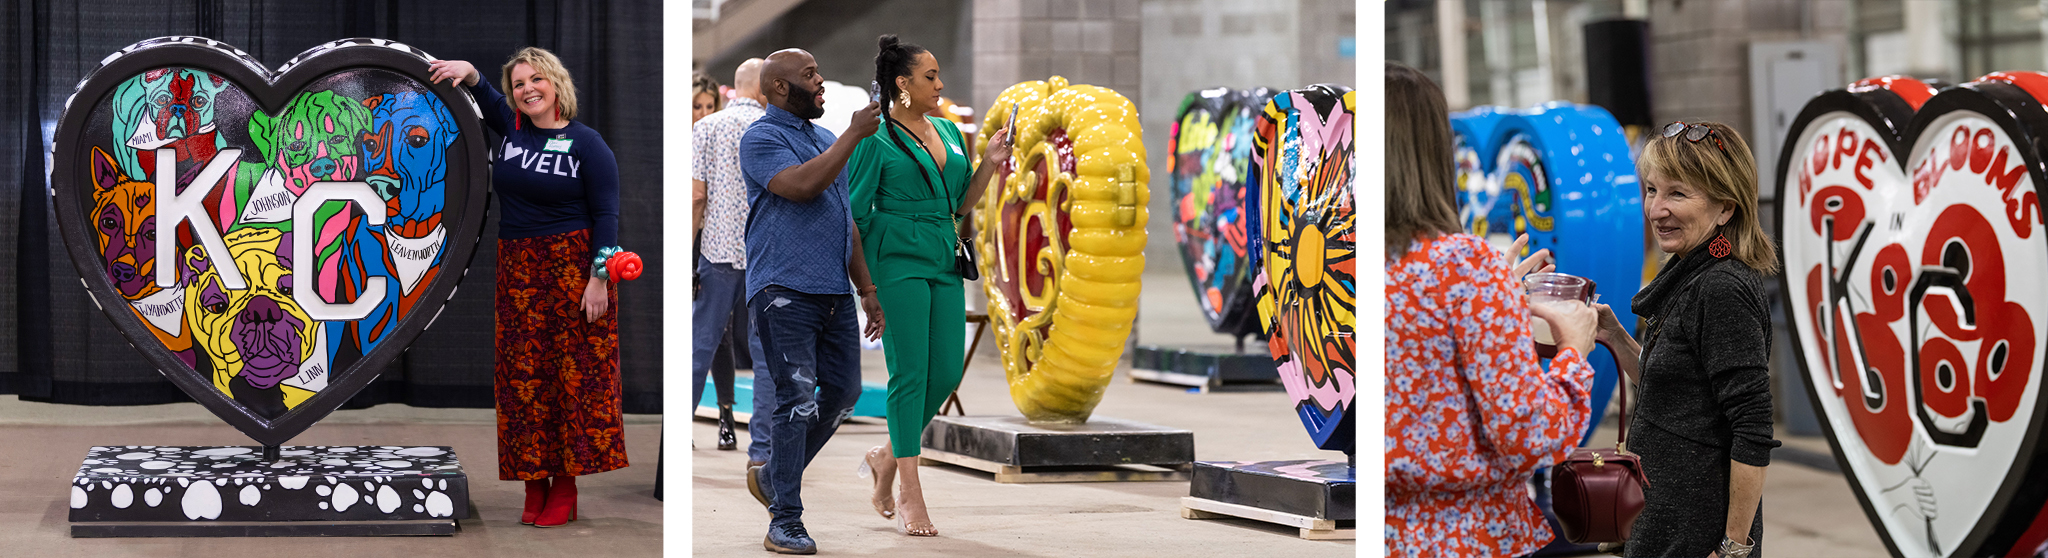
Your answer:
[973,76,1148,424]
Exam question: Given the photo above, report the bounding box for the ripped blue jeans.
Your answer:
[749,285,862,527]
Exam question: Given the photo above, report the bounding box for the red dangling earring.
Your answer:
[555,106,563,123]
[1708,231,1733,258]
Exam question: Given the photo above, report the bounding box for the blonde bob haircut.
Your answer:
[499,47,579,120]
[1637,121,1779,276]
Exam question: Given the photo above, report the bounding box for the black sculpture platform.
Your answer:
[1129,344,1281,392]
[69,445,469,537]
[920,415,1194,483]
[1181,459,1355,540]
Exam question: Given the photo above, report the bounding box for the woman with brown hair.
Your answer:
[1593,121,1779,558]
[693,71,723,123]
[429,48,627,529]
[1383,60,1601,557]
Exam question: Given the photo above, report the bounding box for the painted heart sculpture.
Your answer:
[50,37,490,447]
[1448,102,1644,444]
[1166,87,1273,337]
[1247,84,1356,454]
[1777,73,2048,558]
[972,76,1148,424]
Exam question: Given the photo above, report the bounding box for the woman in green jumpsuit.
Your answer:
[848,34,1012,538]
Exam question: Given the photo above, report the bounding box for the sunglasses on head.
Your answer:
[1662,121,1730,156]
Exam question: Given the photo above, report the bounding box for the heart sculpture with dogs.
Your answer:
[1778,73,2048,558]
[49,37,491,447]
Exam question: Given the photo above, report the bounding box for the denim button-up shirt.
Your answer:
[739,104,854,300]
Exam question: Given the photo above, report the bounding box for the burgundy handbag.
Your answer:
[1550,359,1650,544]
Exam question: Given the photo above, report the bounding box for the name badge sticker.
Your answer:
[544,138,574,153]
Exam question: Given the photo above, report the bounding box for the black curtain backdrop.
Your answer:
[0,0,664,414]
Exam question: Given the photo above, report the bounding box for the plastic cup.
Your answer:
[1524,272,1597,358]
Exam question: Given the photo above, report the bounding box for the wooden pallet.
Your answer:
[918,447,1190,484]
[1180,496,1355,540]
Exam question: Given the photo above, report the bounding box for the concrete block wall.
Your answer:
[1646,0,1849,143]
[970,0,1144,114]
[1134,0,1355,273]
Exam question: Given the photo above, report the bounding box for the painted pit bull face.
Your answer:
[249,90,371,196]
[88,146,160,300]
[361,91,457,229]
[108,68,230,180]
[183,227,317,396]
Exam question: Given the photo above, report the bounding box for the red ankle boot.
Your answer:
[521,479,550,525]
[534,476,578,527]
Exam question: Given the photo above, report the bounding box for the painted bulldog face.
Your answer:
[108,68,229,178]
[249,90,372,195]
[360,91,456,226]
[183,227,317,393]
[88,146,160,300]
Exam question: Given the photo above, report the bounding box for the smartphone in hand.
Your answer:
[1007,103,1018,147]
[870,81,885,122]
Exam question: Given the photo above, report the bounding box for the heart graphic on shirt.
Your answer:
[49,37,491,447]
[1777,73,2048,558]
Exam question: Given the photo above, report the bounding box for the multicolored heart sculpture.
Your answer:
[49,37,490,447]
[1777,73,2048,558]
[1247,84,1355,454]
[1166,87,1273,337]
[1449,102,1644,444]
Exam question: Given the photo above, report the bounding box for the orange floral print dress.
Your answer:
[1385,233,1596,557]
[494,228,629,480]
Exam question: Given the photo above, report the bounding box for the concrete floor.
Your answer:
[0,401,663,557]
[690,269,1358,557]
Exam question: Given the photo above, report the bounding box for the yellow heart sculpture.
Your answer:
[973,77,1149,424]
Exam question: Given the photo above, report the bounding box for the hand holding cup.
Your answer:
[1524,272,1599,358]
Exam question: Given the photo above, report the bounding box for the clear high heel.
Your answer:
[855,446,895,519]
[895,492,937,537]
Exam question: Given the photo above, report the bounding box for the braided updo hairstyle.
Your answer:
[874,34,929,109]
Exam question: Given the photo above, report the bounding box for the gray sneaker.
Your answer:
[764,522,817,554]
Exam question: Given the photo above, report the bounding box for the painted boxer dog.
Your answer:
[182,227,321,418]
[107,68,229,183]
[88,145,197,368]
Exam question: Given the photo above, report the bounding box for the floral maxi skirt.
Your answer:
[494,228,628,480]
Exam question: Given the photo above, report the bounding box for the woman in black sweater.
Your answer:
[1593,121,1780,558]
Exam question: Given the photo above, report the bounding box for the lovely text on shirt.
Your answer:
[503,139,582,178]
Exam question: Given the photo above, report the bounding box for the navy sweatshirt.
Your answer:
[467,79,620,261]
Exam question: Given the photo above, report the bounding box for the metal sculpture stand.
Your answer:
[70,445,469,537]
[919,416,1193,483]
[1180,460,1354,540]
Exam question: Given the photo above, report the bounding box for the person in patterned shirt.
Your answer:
[692,58,769,478]
[1383,61,1601,558]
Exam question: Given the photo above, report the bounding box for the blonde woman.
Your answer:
[430,48,627,529]
[1594,121,1779,558]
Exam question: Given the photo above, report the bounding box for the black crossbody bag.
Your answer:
[883,115,979,281]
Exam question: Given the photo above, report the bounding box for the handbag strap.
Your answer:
[882,114,945,201]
